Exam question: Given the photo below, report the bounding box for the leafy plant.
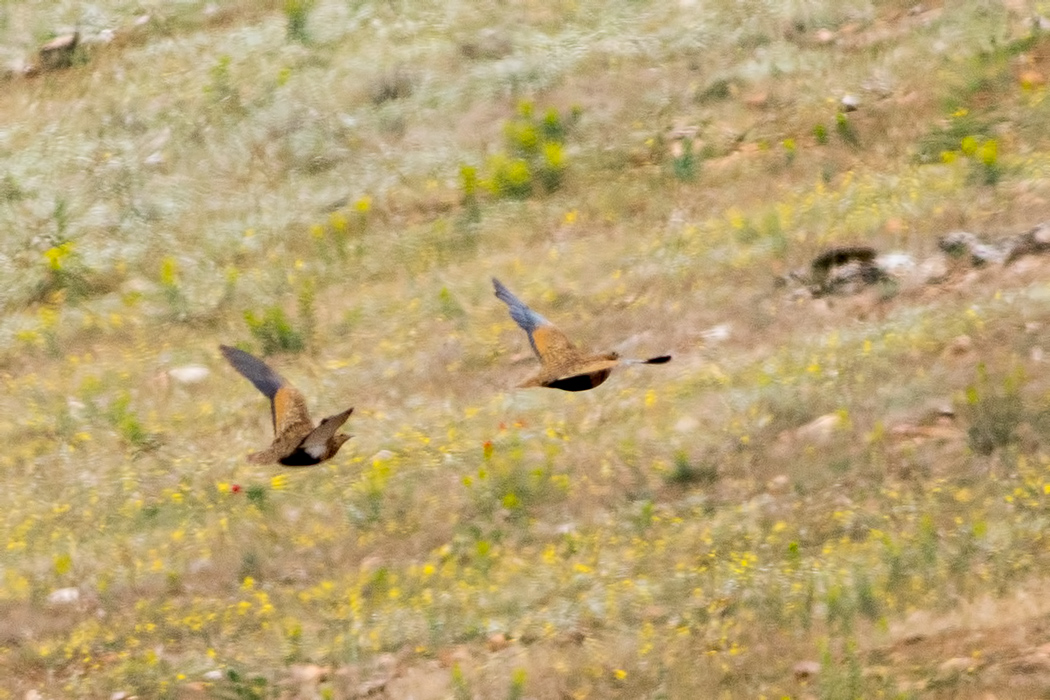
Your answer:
[916,109,994,163]
[105,392,160,452]
[664,451,719,486]
[835,112,859,148]
[158,256,189,321]
[959,364,1025,455]
[214,668,273,700]
[284,0,315,43]
[670,137,698,182]
[243,306,306,355]
[467,101,578,202]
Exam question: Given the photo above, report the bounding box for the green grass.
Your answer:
[5,0,1050,698]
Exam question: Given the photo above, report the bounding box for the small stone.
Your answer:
[359,555,384,573]
[793,413,843,444]
[793,660,821,681]
[945,335,973,357]
[700,323,731,343]
[1006,221,1050,263]
[486,632,510,652]
[840,94,861,111]
[767,474,791,494]
[371,449,395,462]
[39,32,79,71]
[814,28,836,44]
[876,252,915,275]
[674,416,700,433]
[939,231,1007,266]
[168,365,209,385]
[290,664,329,684]
[47,587,80,604]
[917,254,950,284]
[202,670,224,681]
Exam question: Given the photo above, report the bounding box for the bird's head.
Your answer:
[332,433,353,453]
[604,351,621,361]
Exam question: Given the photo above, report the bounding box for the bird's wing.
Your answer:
[220,344,314,436]
[553,356,620,379]
[492,278,580,369]
[299,407,354,459]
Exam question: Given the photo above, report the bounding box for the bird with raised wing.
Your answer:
[220,345,354,466]
[492,278,671,391]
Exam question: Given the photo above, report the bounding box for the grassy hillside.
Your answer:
[4,0,1050,697]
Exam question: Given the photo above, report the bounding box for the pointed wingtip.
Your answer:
[646,355,672,364]
[219,344,248,363]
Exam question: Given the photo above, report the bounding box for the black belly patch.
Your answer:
[546,370,611,392]
[279,448,324,467]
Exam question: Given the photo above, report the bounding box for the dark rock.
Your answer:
[39,32,79,71]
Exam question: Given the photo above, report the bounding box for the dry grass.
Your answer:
[4,0,1050,697]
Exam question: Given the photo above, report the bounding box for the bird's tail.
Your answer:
[622,355,672,365]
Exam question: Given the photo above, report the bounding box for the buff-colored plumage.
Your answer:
[492,278,671,391]
[220,345,353,466]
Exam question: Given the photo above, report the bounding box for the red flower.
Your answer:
[231,484,242,494]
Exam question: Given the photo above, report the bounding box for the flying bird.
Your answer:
[492,278,671,391]
[220,345,353,466]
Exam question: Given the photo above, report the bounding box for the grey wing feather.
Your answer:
[492,278,549,356]
[220,345,284,400]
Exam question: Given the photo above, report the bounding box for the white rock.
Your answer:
[48,587,80,604]
[167,365,210,385]
[793,413,844,444]
[876,252,915,275]
[917,254,950,284]
[675,416,700,433]
[700,323,731,342]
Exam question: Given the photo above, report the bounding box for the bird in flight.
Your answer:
[220,345,354,466]
[492,278,671,391]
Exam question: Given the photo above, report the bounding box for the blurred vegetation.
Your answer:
[3,1,1050,698]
